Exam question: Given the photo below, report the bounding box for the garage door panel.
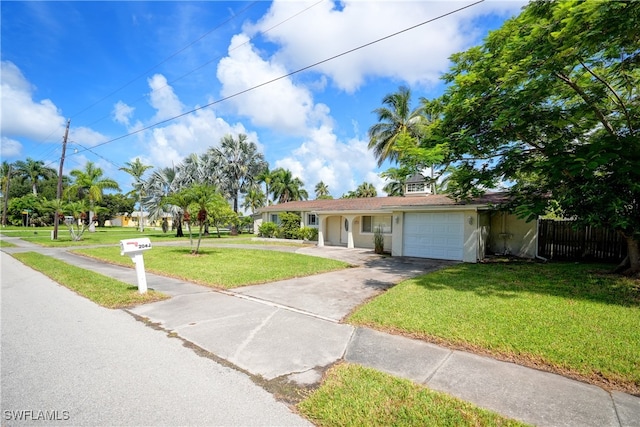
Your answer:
[403,213,464,260]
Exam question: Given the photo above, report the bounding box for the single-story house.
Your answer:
[256,181,537,263]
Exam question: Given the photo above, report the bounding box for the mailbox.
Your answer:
[120,238,152,256]
[119,238,152,294]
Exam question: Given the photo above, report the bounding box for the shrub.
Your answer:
[279,212,302,239]
[300,226,319,241]
[374,226,385,254]
[258,221,279,238]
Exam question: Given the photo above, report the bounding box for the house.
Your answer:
[256,182,537,263]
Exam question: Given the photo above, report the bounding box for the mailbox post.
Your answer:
[120,238,152,293]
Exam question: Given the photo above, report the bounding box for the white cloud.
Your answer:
[275,125,379,198]
[147,74,185,121]
[112,100,135,127]
[247,0,523,92]
[0,60,66,141]
[0,136,22,158]
[216,34,332,135]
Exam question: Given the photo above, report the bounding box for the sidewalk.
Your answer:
[2,238,639,426]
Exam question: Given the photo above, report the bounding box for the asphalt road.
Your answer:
[0,253,308,426]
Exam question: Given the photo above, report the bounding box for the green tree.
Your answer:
[185,184,218,254]
[342,182,378,198]
[435,0,640,275]
[119,158,153,232]
[257,167,274,205]
[208,134,267,214]
[314,181,332,199]
[1,161,13,226]
[270,168,308,203]
[163,188,195,246]
[241,188,266,214]
[13,157,56,196]
[142,166,184,237]
[208,194,238,238]
[368,86,424,166]
[66,162,120,231]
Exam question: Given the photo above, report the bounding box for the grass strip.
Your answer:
[348,262,640,393]
[73,246,350,289]
[12,252,169,308]
[298,363,529,427]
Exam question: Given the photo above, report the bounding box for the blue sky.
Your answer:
[1,0,524,200]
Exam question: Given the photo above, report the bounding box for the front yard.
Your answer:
[348,261,640,395]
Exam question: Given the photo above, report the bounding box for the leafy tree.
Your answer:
[163,188,195,246]
[314,181,331,199]
[66,162,120,231]
[13,157,56,196]
[119,158,153,232]
[271,168,308,203]
[435,0,640,275]
[207,194,238,238]
[101,193,136,226]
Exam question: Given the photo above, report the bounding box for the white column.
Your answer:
[345,215,356,249]
[317,215,325,247]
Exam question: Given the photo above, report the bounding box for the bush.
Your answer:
[300,226,318,241]
[279,212,302,239]
[374,226,385,254]
[258,221,279,238]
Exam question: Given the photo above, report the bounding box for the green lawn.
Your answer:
[13,252,168,308]
[348,261,640,394]
[74,246,349,288]
[298,363,529,427]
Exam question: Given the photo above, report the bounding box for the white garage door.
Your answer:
[403,212,464,260]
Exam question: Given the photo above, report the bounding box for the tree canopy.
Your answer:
[432,0,639,274]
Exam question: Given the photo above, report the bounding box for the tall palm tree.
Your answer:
[208,134,267,214]
[242,187,266,214]
[368,86,424,166]
[314,181,331,199]
[356,182,378,198]
[1,161,13,226]
[66,161,120,231]
[119,158,153,232]
[14,157,56,196]
[271,168,308,203]
[380,167,409,196]
[256,166,274,205]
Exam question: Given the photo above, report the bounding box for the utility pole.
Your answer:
[53,119,70,240]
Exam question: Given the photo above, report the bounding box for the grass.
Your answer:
[348,261,640,394]
[0,239,16,247]
[298,363,529,427]
[12,252,169,308]
[73,246,350,288]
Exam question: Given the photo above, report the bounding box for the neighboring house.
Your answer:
[256,180,537,263]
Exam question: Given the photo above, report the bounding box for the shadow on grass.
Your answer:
[411,260,639,307]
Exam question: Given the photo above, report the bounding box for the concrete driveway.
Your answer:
[232,246,456,321]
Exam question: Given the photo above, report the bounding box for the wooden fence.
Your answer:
[537,219,627,262]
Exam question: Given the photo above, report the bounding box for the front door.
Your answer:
[340,217,349,245]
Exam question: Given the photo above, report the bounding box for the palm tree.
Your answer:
[380,167,410,196]
[208,134,267,214]
[270,168,308,203]
[66,161,120,232]
[256,166,274,205]
[14,157,56,196]
[1,161,13,226]
[356,182,378,198]
[142,165,184,237]
[368,86,424,166]
[314,181,331,199]
[242,187,266,214]
[120,158,153,232]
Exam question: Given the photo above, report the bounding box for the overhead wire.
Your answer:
[74,0,485,157]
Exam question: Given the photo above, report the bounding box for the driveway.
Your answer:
[232,246,456,321]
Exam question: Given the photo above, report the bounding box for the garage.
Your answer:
[403,212,464,260]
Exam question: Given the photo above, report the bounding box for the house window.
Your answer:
[362,215,392,234]
[307,213,318,226]
[270,214,280,224]
[407,182,426,193]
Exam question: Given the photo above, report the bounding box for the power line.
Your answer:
[76,0,485,156]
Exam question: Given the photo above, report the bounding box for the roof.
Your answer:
[406,173,426,183]
[258,192,509,213]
